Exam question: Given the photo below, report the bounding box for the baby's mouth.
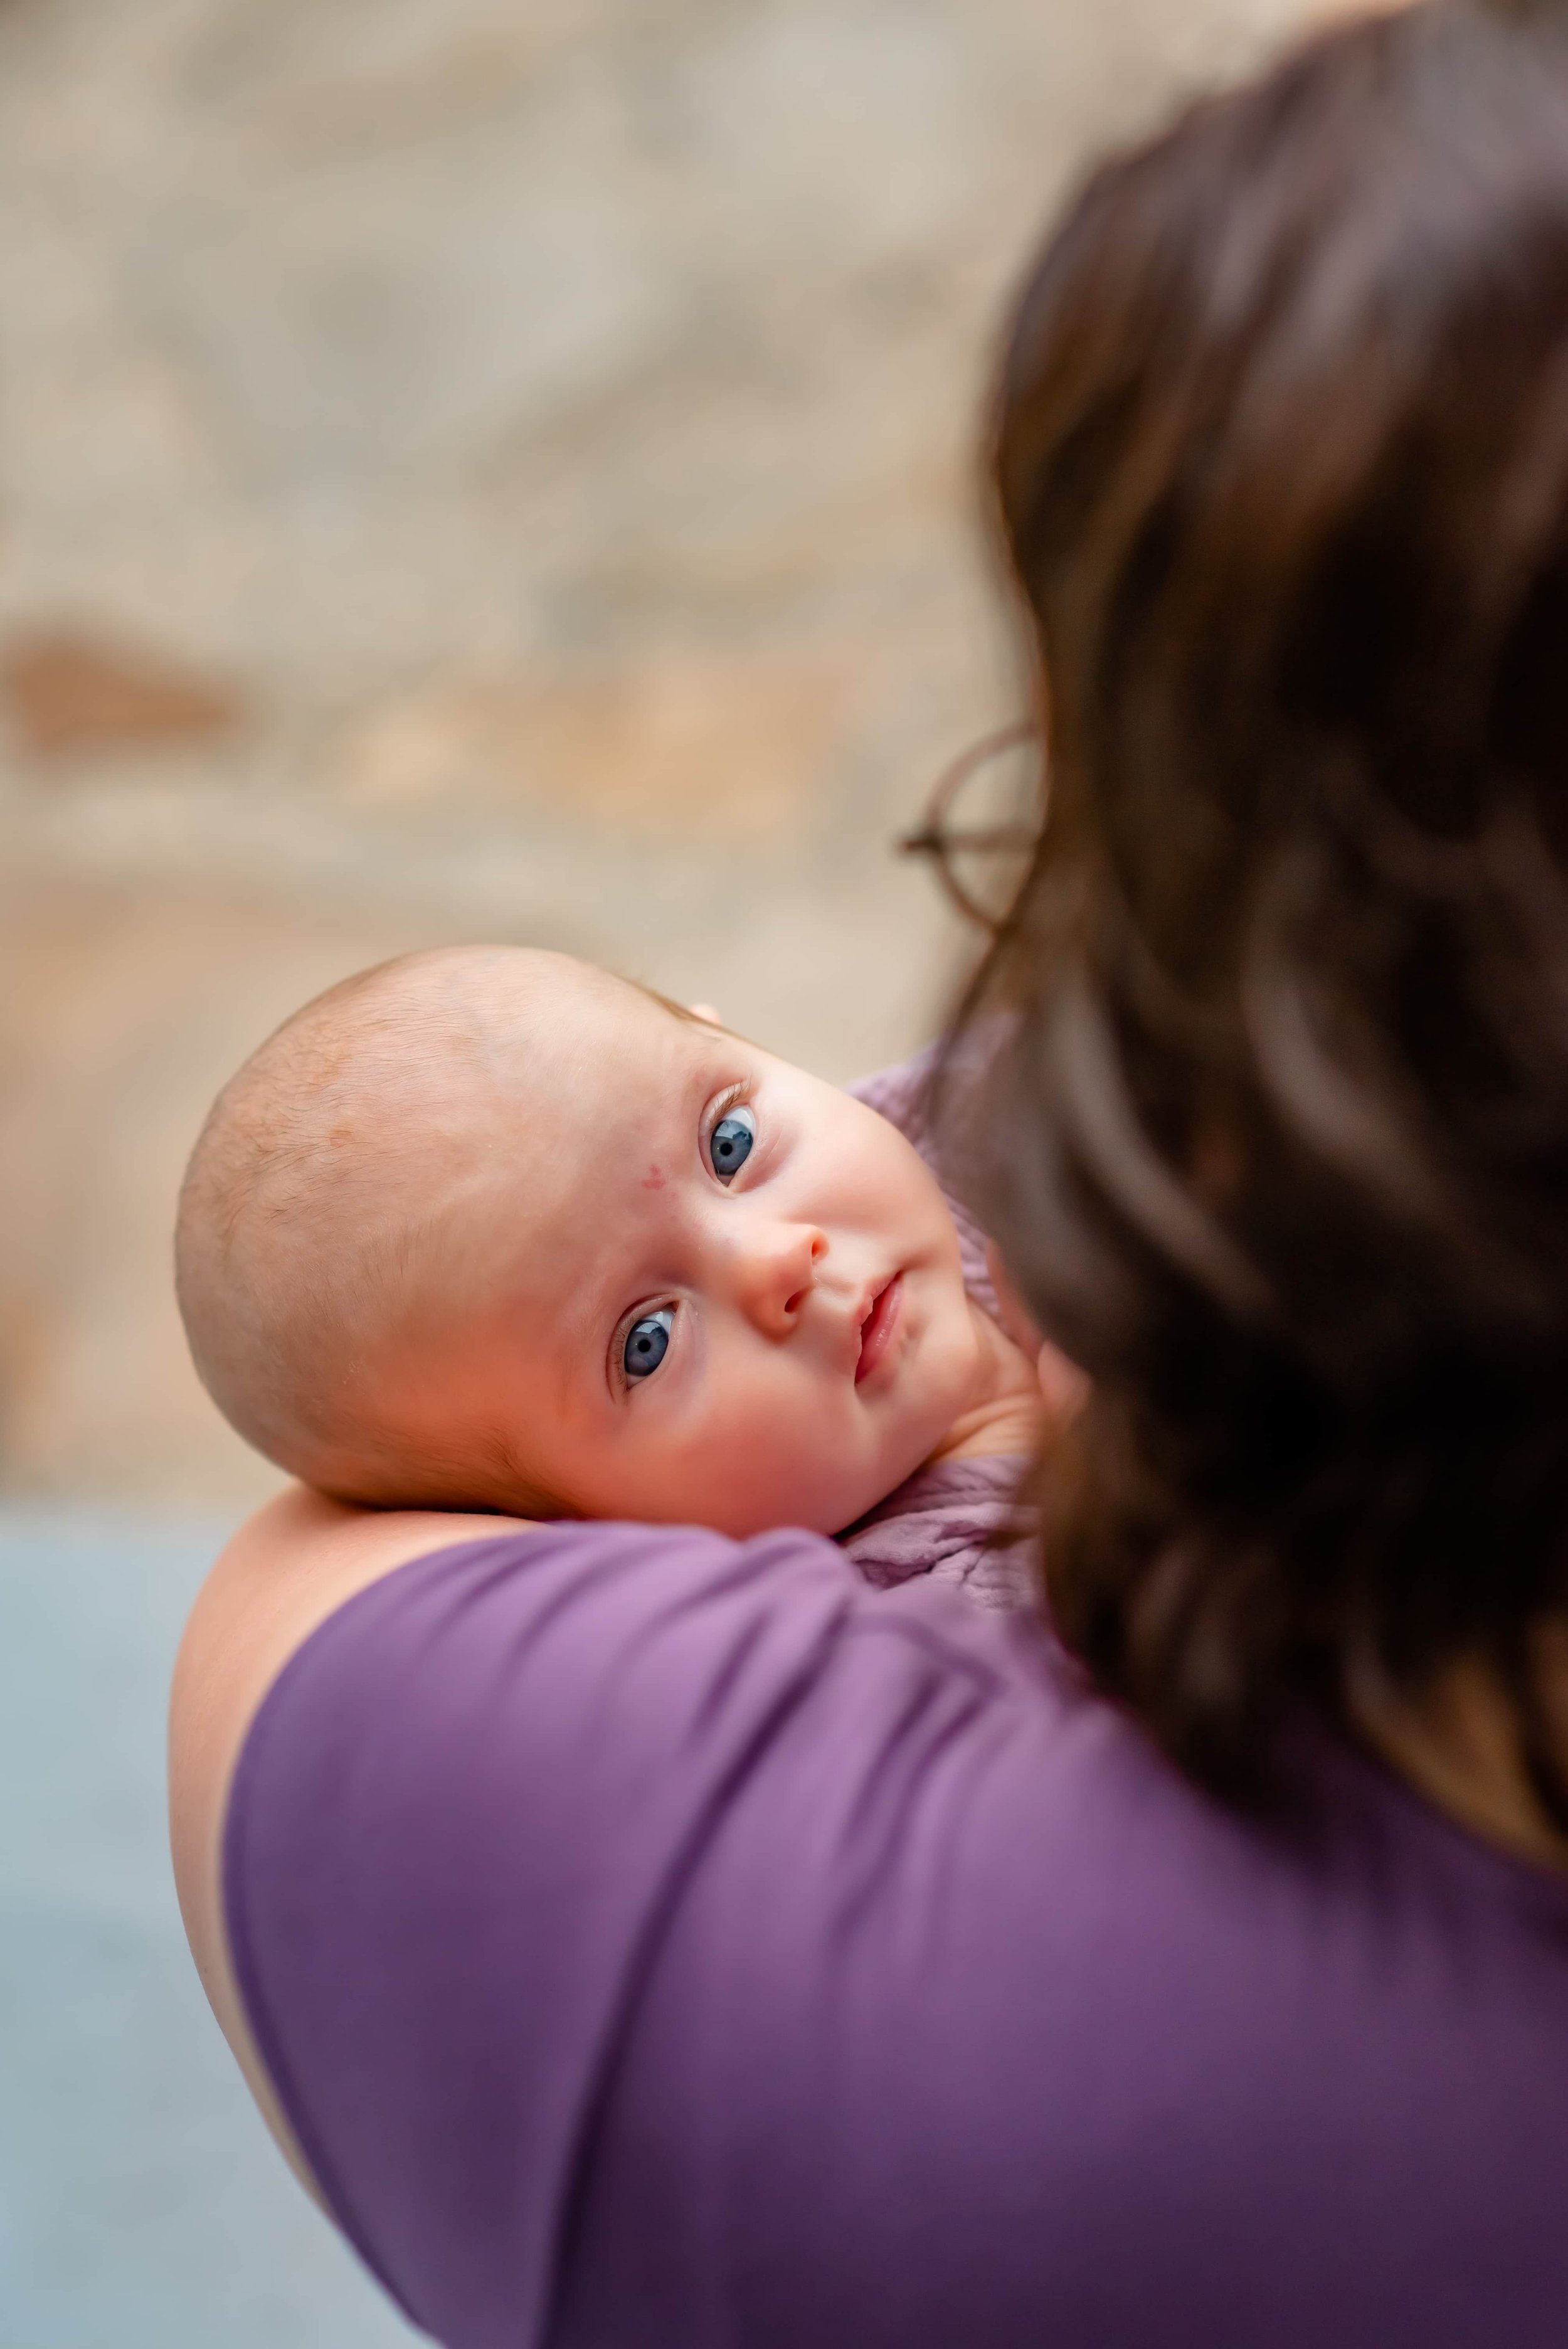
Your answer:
[855,1273,904,1385]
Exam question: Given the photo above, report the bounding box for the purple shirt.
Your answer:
[227,1524,1568,2348]
[840,1452,1036,1608]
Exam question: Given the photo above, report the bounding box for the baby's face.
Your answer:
[399,977,984,1538]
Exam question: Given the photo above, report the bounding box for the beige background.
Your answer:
[0,0,1330,1506]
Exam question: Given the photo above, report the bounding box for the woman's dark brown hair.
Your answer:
[955,0,1568,1813]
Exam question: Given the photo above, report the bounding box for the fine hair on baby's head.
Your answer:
[176,945,985,1538]
[176,948,622,1515]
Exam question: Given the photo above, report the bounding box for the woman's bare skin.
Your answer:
[169,1487,528,2197]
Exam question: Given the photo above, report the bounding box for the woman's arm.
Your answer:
[167,1483,533,2192]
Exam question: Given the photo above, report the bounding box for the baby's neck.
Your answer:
[923,1298,1044,1469]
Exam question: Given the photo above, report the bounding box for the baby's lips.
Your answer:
[854,1272,904,1384]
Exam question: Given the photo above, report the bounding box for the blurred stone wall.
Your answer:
[0,0,1321,1503]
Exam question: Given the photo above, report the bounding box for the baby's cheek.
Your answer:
[686,1392,877,1539]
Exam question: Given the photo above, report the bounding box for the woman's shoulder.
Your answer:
[184,1500,1568,2348]
[170,1493,1038,2208]
[168,1488,547,2192]
[195,1503,1051,2335]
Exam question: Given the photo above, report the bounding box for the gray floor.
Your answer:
[0,1510,424,2348]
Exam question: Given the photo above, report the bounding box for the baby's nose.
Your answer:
[732,1221,827,1337]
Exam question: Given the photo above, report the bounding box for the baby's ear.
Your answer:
[687,1003,723,1026]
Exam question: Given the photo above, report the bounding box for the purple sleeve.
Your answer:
[225,1524,1052,2345]
[226,1524,1568,2349]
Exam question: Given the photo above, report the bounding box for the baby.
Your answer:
[176,946,1044,1604]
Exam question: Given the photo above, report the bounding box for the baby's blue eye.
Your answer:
[623,1307,674,1383]
[709,1105,756,1182]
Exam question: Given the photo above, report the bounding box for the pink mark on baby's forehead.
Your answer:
[641,1164,667,1190]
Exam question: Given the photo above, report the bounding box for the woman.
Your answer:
[171,4,1568,2341]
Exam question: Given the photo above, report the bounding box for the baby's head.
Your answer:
[176,946,984,1538]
